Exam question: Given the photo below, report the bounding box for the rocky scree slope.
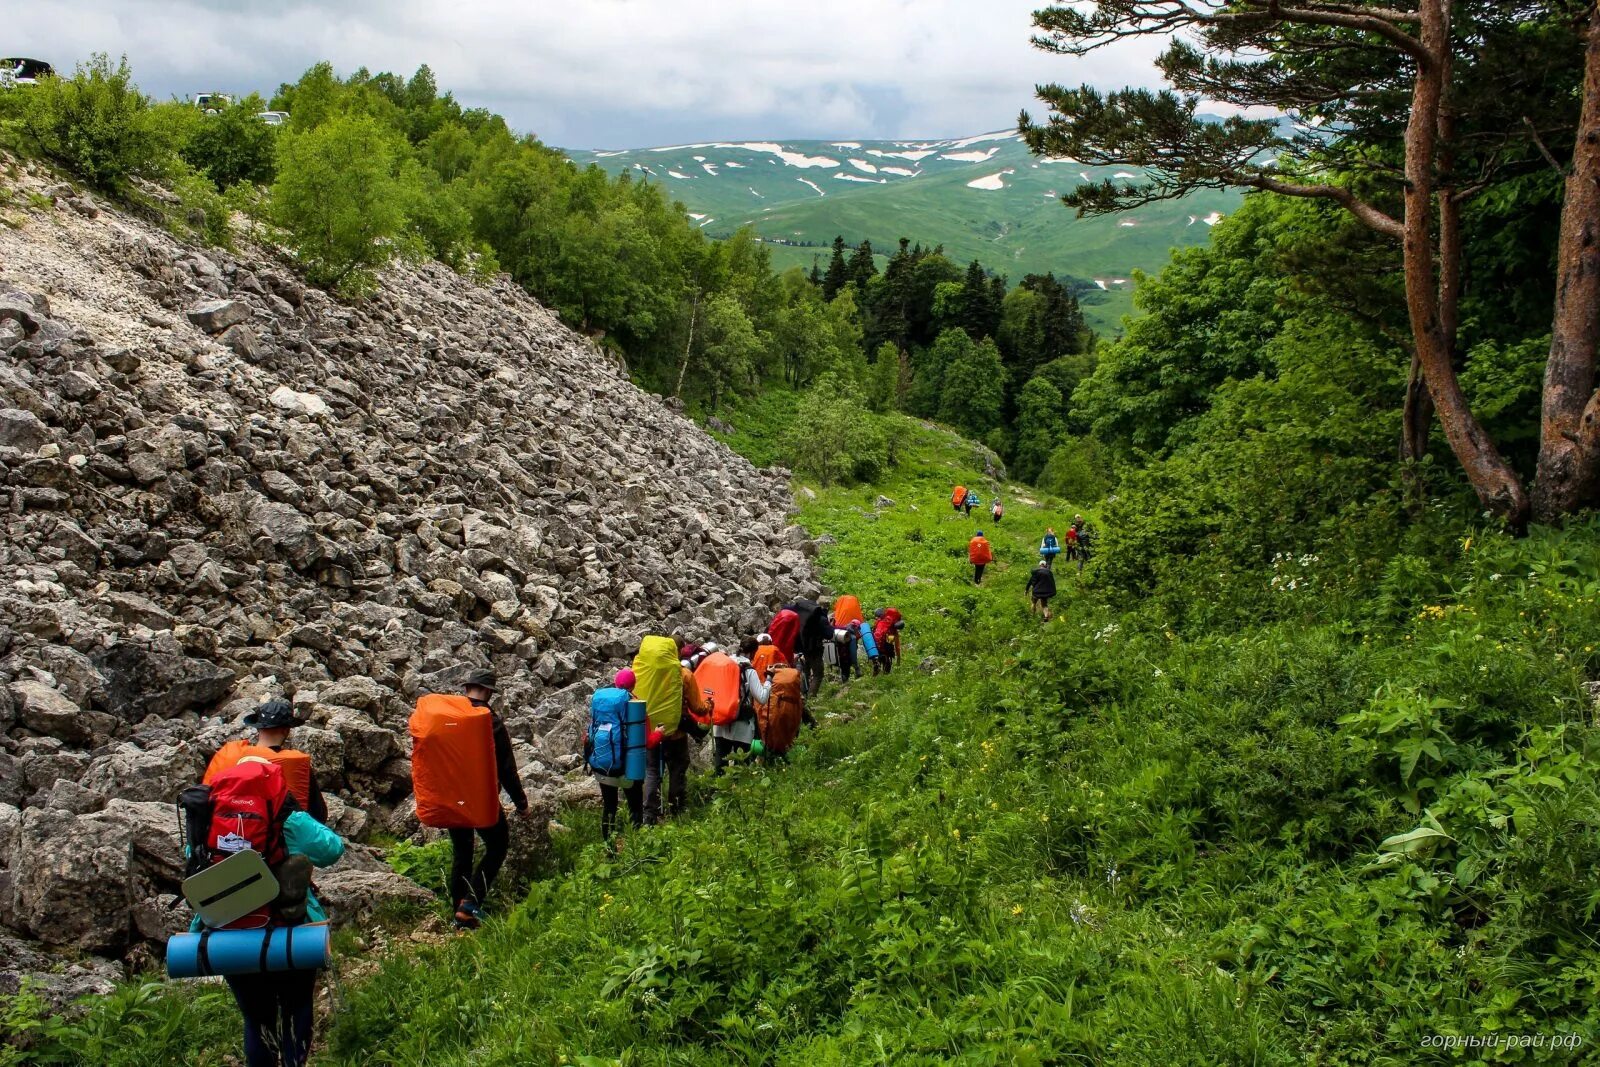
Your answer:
[0,168,818,1000]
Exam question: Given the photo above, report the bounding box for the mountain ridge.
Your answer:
[566,128,1241,330]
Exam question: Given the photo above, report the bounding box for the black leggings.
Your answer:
[226,968,316,1067]
[448,811,510,906]
[599,781,643,839]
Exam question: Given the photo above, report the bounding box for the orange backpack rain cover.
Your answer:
[833,595,864,629]
[951,485,966,507]
[751,644,782,681]
[204,740,314,810]
[759,668,805,755]
[695,651,744,727]
[409,693,499,829]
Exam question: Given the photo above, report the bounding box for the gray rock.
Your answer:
[185,299,250,333]
[91,642,237,720]
[314,869,433,927]
[0,408,51,452]
[10,679,93,745]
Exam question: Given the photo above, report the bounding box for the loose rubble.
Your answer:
[0,165,818,1000]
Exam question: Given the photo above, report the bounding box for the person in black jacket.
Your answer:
[452,668,530,930]
[1025,560,1058,622]
[789,598,829,700]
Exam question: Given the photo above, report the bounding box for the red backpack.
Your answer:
[205,760,292,928]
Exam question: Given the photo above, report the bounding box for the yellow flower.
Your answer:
[951,828,961,839]
[1011,905,1024,916]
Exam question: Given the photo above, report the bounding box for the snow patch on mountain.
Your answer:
[847,159,878,174]
[720,143,839,168]
[942,146,1002,163]
[835,173,887,184]
[967,169,1013,191]
[796,177,825,197]
[880,166,917,177]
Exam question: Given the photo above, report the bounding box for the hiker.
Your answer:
[969,530,993,585]
[1066,515,1090,573]
[448,669,531,929]
[992,498,1004,525]
[963,489,979,518]
[191,757,345,1067]
[832,620,859,683]
[788,599,829,698]
[635,636,707,824]
[872,607,903,674]
[1040,527,1062,565]
[587,668,643,842]
[951,485,967,514]
[713,638,773,770]
[1026,558,1058,621]
[751,632,783,680]
[768,607,800,668]
[203,698,326,824]
[756,660,806,759]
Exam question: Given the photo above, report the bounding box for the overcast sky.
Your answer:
[11,1,1168,149]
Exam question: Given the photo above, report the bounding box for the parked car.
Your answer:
[256,110,289,126]
[0,58,55,88]
[192,92,234,114]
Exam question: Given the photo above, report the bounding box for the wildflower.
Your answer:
[1011,905,1024,916]
[951,828,961,839]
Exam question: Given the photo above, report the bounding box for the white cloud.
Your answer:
[16,0,1170,147]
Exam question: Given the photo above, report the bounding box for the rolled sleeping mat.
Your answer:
[166,924,330,979]
[624,699,648,782]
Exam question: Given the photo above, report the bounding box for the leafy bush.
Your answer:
[11,54,178,191]
[780,375,893,485]
[1037,433,1112,503]
[270,114,406,293]
[178,94,277,189]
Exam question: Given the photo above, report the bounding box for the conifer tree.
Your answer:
[847,239,877,292]
[822,236,850,300]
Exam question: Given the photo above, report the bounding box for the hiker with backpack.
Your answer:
[634,636,708,824]
[704,637,773,771]
[831,621,859,683]
[179,755,345,1067]
[586,669,644,843]
[756,658,807,759]
[1026,559,1058,621]
[872,607,903,674]
[963,489,979,518]
[1040,527,1062,565]
[203,699,327,824]
[787,599,829,697]
[1066,515,1091,573]
[969,530,994,585]
[951,485,967,514]
[445,669,530,930]
[992,498,1004,525]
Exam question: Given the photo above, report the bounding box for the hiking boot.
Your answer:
[453,900,481,930]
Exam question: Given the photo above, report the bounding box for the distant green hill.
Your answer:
[566,131,1239,332]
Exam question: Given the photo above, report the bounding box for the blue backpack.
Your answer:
[588,687,630,776]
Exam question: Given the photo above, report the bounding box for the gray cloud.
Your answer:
[12,1,1168,148]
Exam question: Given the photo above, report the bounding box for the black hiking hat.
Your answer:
[244,698,296,729]
[463,667,498,692]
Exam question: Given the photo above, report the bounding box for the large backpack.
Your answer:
[951,485,966,508]
[409,694,499,829]
[205,739,314,811]
[758,668,805,755]
[833,595,864,629]
[695,651,744,728]
[199,760,293,929]
[633,635,685,733]
[587,687,631,776]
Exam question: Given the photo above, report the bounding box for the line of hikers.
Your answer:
[174,596,905,1066]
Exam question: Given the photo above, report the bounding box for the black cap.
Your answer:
[244,698,296,729]
[463,667,497,692]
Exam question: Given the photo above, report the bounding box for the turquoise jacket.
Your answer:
[189,810,346,930]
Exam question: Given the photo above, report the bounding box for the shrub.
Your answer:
[179,94,277,188]
[1037,433,1112,503]
[12,54,178,191]
[270,114,406,293]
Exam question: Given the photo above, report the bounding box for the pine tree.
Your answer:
[959,260,992,339]
[822,236,850,301]
[847,239,877,292]
[937,335,1007,437]
[808,258,822,287]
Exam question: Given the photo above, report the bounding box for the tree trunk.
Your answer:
[1402,0,1530,527]
[1533,2,1600,522]
[673,291,699,400]
[1401,350,1434,462]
